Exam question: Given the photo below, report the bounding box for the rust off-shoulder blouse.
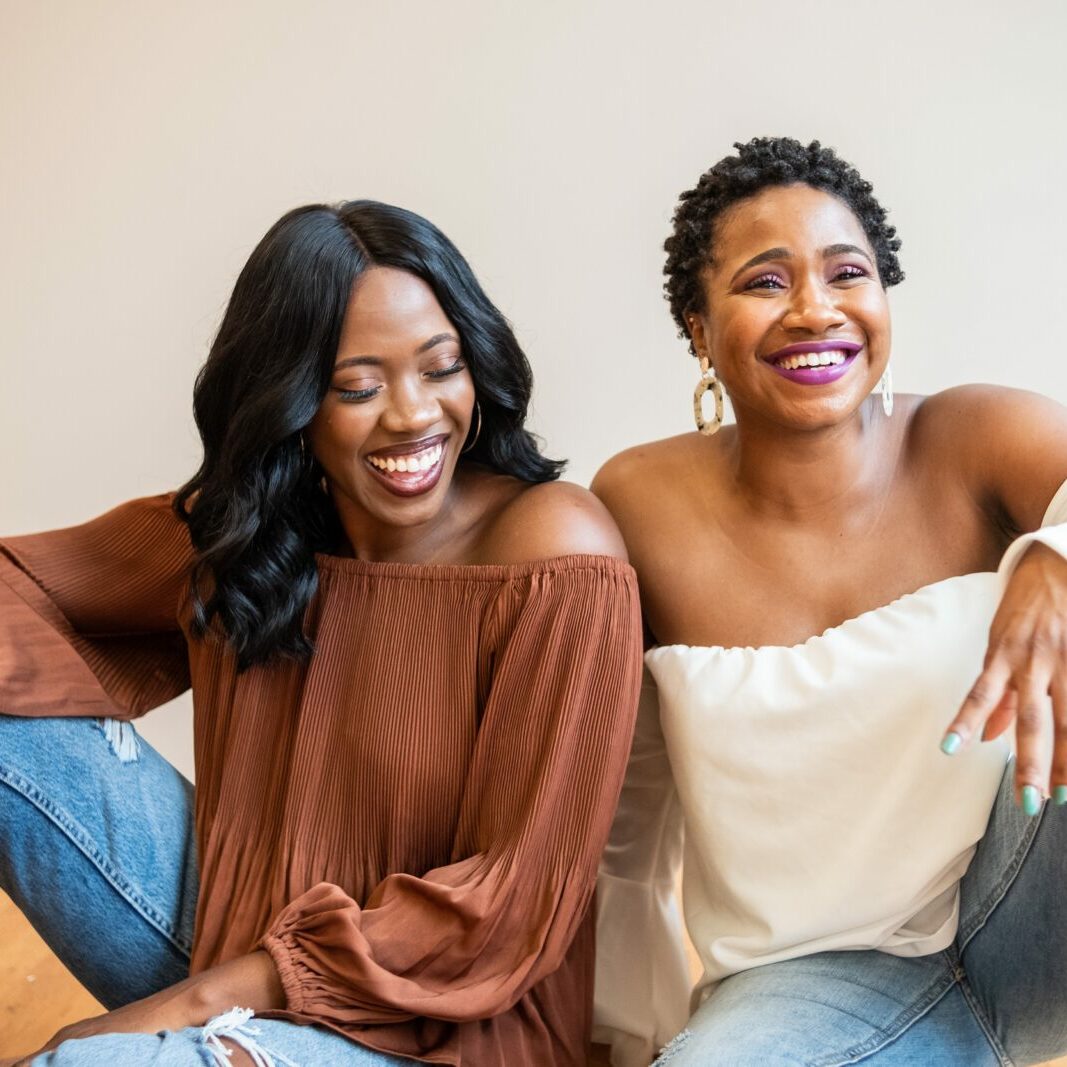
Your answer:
[0,494,643,1065]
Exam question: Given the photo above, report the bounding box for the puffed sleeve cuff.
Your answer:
[998,478,1067,589]
[261,930,308,1015]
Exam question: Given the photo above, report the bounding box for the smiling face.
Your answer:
[305,266,476,543]
[685,183,892,431]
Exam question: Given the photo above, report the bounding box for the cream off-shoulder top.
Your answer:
[594,480,1067,1067]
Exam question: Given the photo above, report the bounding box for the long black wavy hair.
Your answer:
[174,200,563,670]
[665,137,905,354]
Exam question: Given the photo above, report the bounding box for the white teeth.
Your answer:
[775,350,849,371]
[367,442,444,474]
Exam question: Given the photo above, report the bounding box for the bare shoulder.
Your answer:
[911,384,1067,465]
[592,433,700,512]
[910,384,1067,530]
[914,383,1065,428]
[479,479,628,564]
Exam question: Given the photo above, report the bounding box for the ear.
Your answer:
[686,313,709,362]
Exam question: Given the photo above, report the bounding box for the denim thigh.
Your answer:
[0,714,197,1007]
[30,1009,412,1066]
[654,762,1067,1066]
[956,759,1067,1064]
[652,948,999,1067]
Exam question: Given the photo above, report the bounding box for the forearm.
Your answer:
[173,950,287,1023]
[18,951,285,1065]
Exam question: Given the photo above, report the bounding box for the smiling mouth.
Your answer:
[364,437,448,497]
[763,342,862,385]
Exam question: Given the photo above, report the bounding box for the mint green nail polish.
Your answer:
[940,732,962,756]
[1021,786,1042,817]
[1054,786,1067,806]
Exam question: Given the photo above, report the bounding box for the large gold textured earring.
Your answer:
[693,357,724,435]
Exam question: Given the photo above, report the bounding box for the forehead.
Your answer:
[338,267,453,351]
[712,184,872,263]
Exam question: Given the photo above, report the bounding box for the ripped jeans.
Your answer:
[0,715,408,1066]
[652,763,1067,1066]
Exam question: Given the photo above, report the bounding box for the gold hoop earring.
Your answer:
[461,400,482,454]
[693,357,724,435]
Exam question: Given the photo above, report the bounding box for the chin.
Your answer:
[777,391,869,430]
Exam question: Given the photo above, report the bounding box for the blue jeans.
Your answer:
[653,763,1067,1066]
[0,715,407,1065]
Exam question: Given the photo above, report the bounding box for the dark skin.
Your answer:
[594,183,1067,809]
[6,267,626,1066]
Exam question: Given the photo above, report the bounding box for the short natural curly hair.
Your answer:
[664,137,904,353]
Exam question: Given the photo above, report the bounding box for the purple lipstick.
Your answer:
[762,340,863,386]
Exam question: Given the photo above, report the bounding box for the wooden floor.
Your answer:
[1,890,1064,1065]
[0,890,101,1057]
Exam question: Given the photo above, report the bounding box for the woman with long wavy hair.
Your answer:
[0,201,642,1066]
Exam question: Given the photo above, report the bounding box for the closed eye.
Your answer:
[427,360,466,380]
[335,385,381,402]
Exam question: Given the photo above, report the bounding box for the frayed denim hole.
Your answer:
[652,1028,693,1065]
[94,718,140,763]
[199,1007,301,1067]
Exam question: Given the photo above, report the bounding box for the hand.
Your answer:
[944,541,1067,814]
[10,951,284,1065]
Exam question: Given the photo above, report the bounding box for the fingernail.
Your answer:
[940,732,962,756]
[1021,786,1043,817]
[1054,786,1067,806]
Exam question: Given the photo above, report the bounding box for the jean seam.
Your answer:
[956,804,1044,951]
[806,958,957,1067]
[956,972,1015,1067]
[0,765,193,957]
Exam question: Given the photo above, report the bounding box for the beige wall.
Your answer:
[3,0,1065,777]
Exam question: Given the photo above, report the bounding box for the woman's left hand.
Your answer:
[944,541,1067,814]
[10,951,284,1065]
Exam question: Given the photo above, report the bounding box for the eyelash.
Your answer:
[335,360,466,402]
[744,265,868,291]
[746,272,784,290]
[834,265,868,281]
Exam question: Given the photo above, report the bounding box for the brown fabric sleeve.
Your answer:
[0,494,192,718]
[261,561,643,1026]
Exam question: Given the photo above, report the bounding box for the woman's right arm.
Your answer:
[0,493,193,719]
[593,673,691,1067]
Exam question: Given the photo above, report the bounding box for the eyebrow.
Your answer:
[333,332,460,371]
[729,243,873,284]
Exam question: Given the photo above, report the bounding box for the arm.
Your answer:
[593,674,691,1067]
[10,953,283,1066]
[936,387,1067,807]
[259,556,643,1026]
[0,494,192,718]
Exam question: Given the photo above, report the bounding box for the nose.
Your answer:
[780,272,846,335]
[379,376,440,436]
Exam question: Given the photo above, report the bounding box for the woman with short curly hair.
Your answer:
[594,138,1067,1066]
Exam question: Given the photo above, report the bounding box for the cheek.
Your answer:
[851,290,891,334]
[306,405,369,467]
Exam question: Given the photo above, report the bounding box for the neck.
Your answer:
[331,479,471,564]
[725,397,891,518]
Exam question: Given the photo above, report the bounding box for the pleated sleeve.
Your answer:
[260,557,643,1026]
[0,494,192,718]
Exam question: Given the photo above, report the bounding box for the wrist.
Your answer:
[185,951,286,1022]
